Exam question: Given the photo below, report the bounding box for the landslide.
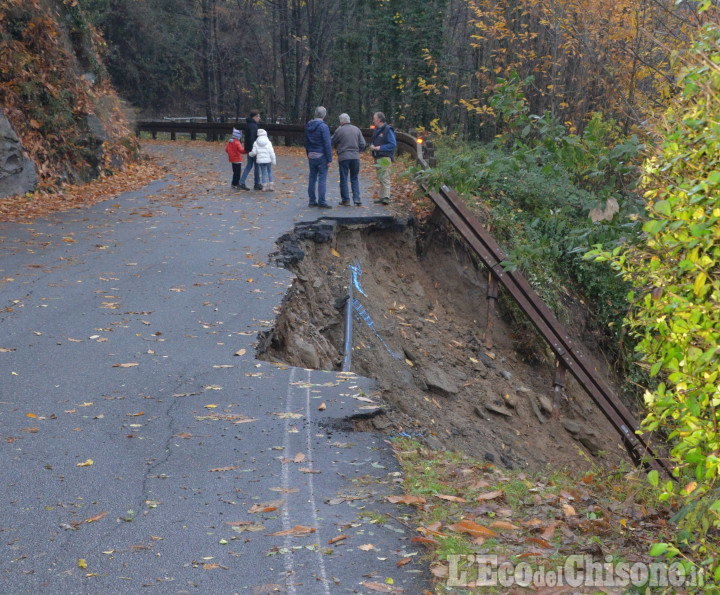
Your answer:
[259,215,633,474]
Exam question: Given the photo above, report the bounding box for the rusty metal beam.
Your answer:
[424,183,672,478]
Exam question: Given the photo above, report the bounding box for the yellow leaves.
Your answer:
[26,413,37,418]
[694,272,707,296]
[76,459,93,467]
[78,558,87,569]
[330,247,341,258]
[113,362,139,368]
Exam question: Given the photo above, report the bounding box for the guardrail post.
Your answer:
[551,358,567,419]
[483,273,499,349]
[425,140,437,168]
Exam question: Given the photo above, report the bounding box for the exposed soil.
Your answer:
[259,215,633,474]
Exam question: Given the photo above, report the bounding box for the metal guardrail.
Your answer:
[136,121,420,159]
[422,182,672,477]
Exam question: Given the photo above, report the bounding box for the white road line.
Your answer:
[304,368,331,594]
[281,367,297,594]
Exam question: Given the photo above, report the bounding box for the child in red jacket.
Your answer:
[225,128,247,189]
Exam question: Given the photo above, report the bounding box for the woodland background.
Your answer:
[86,0,709,135]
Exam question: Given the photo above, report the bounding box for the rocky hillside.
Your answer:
[0,0,139,199]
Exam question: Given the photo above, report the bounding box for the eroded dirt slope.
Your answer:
[260,219,632,473]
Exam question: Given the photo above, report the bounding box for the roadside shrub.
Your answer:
[587,20,720,586]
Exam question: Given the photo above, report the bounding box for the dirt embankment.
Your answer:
[259,217,632,474]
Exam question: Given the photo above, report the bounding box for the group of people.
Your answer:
[225,107,397,207]
[225,109,276,192]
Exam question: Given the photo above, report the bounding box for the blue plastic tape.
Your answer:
[352,298,402,359]
[349,262,366,297]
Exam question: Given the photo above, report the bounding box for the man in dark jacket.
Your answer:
[238,109,263,191]
[369,112,396,205]
[331,113,366,206]
[304,106,333,208]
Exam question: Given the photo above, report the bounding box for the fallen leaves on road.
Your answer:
[248,499,285,514]
[265,525,315,537]
[195,413,256,423]
[360,581,405,593]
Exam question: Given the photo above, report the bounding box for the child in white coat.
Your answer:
[249,129,276,191]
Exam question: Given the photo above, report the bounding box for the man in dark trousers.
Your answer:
[238,109,263,191]
[331,113,366,206]
[369,111,396,205]
[304,106,333,208]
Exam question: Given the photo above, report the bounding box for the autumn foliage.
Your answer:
[420,0,712,137]
[0,0,139,191]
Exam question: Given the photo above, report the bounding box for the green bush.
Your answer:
[588,21,720,586]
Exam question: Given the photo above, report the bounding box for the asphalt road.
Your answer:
[0,143,430,594]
